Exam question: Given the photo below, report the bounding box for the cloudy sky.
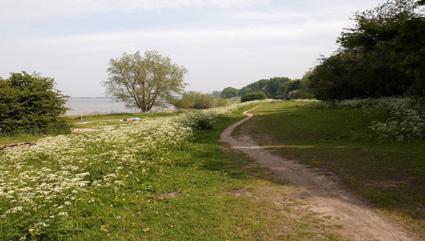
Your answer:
[0,0,383,97]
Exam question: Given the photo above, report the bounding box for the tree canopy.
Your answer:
[220,87,239,98]
[219,77,303,100]
[105,51,187,112]
[309,0,425,99]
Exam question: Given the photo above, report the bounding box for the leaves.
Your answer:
[104,51,187,112]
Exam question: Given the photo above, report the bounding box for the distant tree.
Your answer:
[0,72,69,135]
[211,91,222,97]
[239,87,253,97]
[220,87,239,98]
[105,51,187,112]
[241,91,267,102]
[242,77,291,99]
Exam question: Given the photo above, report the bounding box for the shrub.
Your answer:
[171,91,228,109]
[241,91,267,102]
[177,111,217,130]
[0,72,70,136]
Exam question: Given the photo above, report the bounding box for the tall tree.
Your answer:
[309,0,425,99]
[105,51,187,112]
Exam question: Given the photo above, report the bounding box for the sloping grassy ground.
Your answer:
[235,101,425,238]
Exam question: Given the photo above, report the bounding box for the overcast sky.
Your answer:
[0,0,384,97]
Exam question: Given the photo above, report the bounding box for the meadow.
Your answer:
[235,100,425,237]
[1,101,345,240]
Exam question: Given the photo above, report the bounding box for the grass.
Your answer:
[0,135,41,146]
[1,105,344,240]
[235,101,425,237]
[120,108,342,241]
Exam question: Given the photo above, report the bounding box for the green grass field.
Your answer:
[235,101,425,237]
[1,106,345,240]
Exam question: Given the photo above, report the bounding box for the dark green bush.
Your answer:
[241,91,267,102]
[0,72,70,136]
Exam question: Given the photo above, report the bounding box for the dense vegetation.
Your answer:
[218,76,311,101]
[240,91,267,102]
[171,91,228,109]
[309,0,425,100]
[0,72,69,136]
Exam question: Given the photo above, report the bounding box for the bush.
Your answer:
[171,91,228,109]
[177,111,217,130]
[0,72,70,136]
[241,91,267,102]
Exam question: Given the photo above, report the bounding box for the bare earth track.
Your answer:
[220,106,418,241]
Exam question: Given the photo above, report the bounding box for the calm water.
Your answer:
[65,97,174,116]
[65,97,139,116]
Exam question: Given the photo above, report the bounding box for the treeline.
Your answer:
[219,0,424,101]
[217,76,312,102]
[309,0,425,100]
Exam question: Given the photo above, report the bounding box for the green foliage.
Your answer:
[220,77,310,100]
[177,111,217,130]
[241,91,267,102]
[171,91,228,109]
[309,0,425,99]
[105,51,187,112]
[287,73,314,99]
[244,77,291,99]
[0,72,69,136]
[220,87,239,98]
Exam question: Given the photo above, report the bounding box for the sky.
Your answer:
[0,0,384,97]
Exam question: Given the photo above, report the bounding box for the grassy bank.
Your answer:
[235,101,425,237]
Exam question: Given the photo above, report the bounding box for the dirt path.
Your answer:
[220,106,417,241]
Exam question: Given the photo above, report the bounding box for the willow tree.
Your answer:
[105,51,187,112]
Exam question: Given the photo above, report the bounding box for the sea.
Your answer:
[65,97,138,116]
[65,97,175,116]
